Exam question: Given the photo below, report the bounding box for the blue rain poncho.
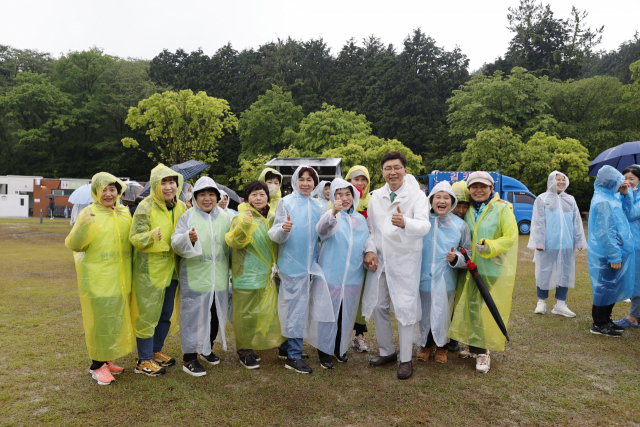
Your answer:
[306,179,369,356]
[528,171,587,290]
[65,172,134,362]
[268,166,332,338]
[362,175,432,326]
[417,182,472,348]
[588,165,635,306]
[171,177,230,354]
[311,180,332,212]
[621,166,640,298]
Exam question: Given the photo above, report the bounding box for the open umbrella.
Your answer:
[460,248,510,342]
[140,160,209,197]
[68,184,93,204]
[588,141,640,176]
[216,184,241,204]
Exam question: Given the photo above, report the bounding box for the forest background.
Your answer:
[1,0,640,209]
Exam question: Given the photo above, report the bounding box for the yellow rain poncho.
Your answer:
[449,193,518,352]
[451,181,471,203]
[130,164,186,339]
[225,202,285,349]
[64,172,134,361]
[258,167,284,212]
[345,165,371,214]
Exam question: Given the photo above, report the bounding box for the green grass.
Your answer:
[1,220,638,426]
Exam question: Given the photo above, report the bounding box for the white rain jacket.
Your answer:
[417,182,472,348]
[528,171,587,290]
[362,174,431,326]
[306,179,369,356]
[171,177,231,354]
[311,180,332,212]
[268,166,332,338]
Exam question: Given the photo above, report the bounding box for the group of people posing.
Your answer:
[64,150,639,387]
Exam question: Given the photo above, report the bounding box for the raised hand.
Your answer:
[283,213,293,233]
[391,205,405,228]
[188,227,198,243]
[332,195,342,217]
[446,246,457,263]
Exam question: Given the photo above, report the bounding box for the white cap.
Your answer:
[466,171,494,188]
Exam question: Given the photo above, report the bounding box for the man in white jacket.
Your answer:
[362,151,431,379]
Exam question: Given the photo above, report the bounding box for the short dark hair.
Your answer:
[162,176,179,184]
[244,181,270,203]
[264,171,280,182]
[622,166,640,180]
[194,187,220,201]
[381,151,407,168]
[108,181,123,194]
[297,167,319,187]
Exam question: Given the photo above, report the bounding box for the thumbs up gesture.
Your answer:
[446,246,457,263]
[188,227,198,243]
[283,213,293,233]
[391,205,405,228]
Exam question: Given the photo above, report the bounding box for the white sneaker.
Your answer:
[623,299,632,303]
[551,304,576,318]
[534,300,547,314]
[476,352,490,374]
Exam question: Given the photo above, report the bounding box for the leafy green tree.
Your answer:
[238,85,304,157]
[459,127,525,178]
[583,32,640,84]
[0,45,54,88]
[231,153,272,189]
[122,90,238,167]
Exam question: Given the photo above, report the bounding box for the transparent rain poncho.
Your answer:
[268,165,332,338]
[225,202,285,349]
[621,165,640,298]
[306,179,369,356]
[449,191,518,352]
[129,164,186,339]
[311,180,332,212]
[171,177,230,354]
[70,203,90,226]
[588,165,635,306]
[416,182,472,348]
[361,175,432,326]
[259,167,284,212]
[64,172,134,361]
[528,171,587,290]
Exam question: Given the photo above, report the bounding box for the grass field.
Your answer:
[1,219,638,427]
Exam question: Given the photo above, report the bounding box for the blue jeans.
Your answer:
[280,338,303,360]
[630,296,640,318]
[136,279,178,361]
[537,286,569,302]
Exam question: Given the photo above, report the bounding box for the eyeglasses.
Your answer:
[383,166,405,172]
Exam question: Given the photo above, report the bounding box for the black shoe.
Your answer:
[446,341,460,352]
[608,322,625,331]
[239,354,260,370]
[199,352,220,365]
[182,360,207,377]
[251,351,261,362]
[278,348,309,360]
[285,358,312,374]
[334,353,348,363]
[590,323,623,337]
[319,353,334,369]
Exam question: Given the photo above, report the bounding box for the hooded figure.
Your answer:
[417,182,472,350]
[448,181,518,353]
[345,165,371,217]
[588,166,635,308]
[528,172,587,313]
[171,177,230,368]
[64,173,134,375]
[129,164,186,352]
[621,165,640,299]
[311,180,332,212]
[259,167,284,212]
[219,189,238,220]
[268,165,332,367]
[306,179,369,361]
[451,181,470,204]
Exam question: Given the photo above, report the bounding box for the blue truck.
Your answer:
[418,171,537,235]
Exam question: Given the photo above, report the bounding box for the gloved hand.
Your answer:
[475,239,489,254]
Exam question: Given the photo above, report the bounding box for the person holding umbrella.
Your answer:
[529,172,587,317]
[588,165,635,336]
[448,171,518,374]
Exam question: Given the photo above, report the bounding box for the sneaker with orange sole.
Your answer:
[434,347,448,364]
[417,345,433,361]
[105,360,124,375]
[91,364,115,385]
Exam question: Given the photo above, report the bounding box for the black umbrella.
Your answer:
[140,160,210,197]
[216,184,241,204]
[460,247,510,342]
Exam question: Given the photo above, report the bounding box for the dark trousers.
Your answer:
[319,304,344,358]
[184,295,219,362]
[592,303,615,327]
[424,329,447,349]
[354,321,367,335]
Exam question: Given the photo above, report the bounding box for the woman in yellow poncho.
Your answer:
[129,164,187,377]
[65,172,134,386]
[448,172,518,374]
[225,181,286,369]
[258,167,284,211]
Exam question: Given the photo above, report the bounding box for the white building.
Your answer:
[0,194,29,218]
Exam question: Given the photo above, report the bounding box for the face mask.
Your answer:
[267,184,279,197]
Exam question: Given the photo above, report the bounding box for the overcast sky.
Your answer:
[2,0,638,71]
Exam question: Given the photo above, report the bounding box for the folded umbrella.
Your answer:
[459,247,510,342]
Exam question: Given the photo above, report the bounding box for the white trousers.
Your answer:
[373,272,414,363]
